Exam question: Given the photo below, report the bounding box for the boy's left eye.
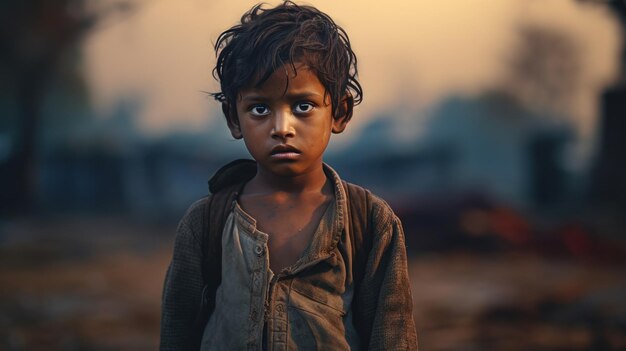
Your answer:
[294,103,314,113]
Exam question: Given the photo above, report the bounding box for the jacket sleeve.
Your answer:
[160,199,206,351]
[357,203,418,350]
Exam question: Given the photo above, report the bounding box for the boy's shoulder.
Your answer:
[179,162,401,236]
[177,197,209,238]
[341,179,401,230]
[177,159,254,232]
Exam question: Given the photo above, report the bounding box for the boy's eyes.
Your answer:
[248,103,315,116]
[294,103,314,113]
[250,105,270,116]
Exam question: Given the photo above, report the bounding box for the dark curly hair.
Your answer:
[211,1,362,124]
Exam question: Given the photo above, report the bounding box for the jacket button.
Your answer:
[254,245,264,256]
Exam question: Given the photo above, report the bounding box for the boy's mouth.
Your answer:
[271,144,301,159]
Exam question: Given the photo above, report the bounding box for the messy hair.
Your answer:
[211,1,362,123]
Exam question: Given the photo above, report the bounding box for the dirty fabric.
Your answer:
[161,164,418,350]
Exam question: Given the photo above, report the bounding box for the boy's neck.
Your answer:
[244,163,330,196]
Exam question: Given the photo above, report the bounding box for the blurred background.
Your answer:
[1,0,625,349]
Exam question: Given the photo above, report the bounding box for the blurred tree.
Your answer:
[587,0,626,215]
[503,24,582,116]
[0,0,135,214]
[578,0,625,80]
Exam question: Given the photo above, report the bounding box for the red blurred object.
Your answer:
[489,207,532,246]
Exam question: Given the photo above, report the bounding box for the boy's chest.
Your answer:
[239,195,332,273]
[205,201,356,351]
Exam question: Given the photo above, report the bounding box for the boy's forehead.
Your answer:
[247,62,311,87]
[238,63,326,98]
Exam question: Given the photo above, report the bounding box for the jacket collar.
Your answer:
[208,159,347,252]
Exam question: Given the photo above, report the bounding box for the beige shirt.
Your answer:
[200,167,360,351]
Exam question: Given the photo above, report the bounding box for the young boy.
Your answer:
[160,2,418,350]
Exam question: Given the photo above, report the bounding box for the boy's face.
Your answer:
[228,63,351,177]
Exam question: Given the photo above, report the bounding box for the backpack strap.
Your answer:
[201,183,241,289]
[189,187,237,348]
[189,160,256,348]
[200,159,257,309]
[342,181,373,291]
[342,180,373,348]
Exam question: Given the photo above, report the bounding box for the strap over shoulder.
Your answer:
[190,159,256,348]
[342,181,373,285]
[208,159,257,194]
[203,158,257,285]
[342,180,374,349]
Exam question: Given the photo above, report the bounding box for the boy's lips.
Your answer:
[271,144,301,155]
[270,144,301,160]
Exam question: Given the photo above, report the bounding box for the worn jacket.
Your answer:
[160,162,418,350]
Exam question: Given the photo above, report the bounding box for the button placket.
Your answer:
[247,235,268,350]
[270,283,289,350]
[276,303,284,318]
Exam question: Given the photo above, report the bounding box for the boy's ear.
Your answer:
[223,103,243,139]
[331,94,354,134]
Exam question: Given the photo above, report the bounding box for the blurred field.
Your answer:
[411,253,626,350]
[1,218,625,350]
[0,218,172,350]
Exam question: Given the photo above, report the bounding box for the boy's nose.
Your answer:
[271,110,296,140]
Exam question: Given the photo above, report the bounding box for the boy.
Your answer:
[160,2,418,350]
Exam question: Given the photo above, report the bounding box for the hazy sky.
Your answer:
[84,0,621,145]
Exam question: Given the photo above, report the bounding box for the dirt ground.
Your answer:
[0,218,624,350]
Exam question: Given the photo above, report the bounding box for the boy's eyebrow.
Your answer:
[241,92,323,102]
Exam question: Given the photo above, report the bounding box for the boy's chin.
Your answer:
[265,163,303,177]
[257,160,315,178]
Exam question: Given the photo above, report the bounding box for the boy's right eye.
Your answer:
[249,105,270,116]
